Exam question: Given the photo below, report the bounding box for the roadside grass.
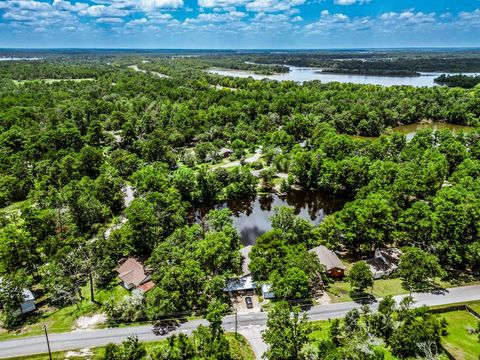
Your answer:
[326,276,480,303]
[439,310,480,360]
[326,278,407,303]
[226,333,256,360]
[7,333,253,360]
[0,283,129,341]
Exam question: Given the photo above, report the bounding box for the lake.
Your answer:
[350,122,476,142]
[392,122,476,140]
[208,66,480,87]
[195,190,347,246]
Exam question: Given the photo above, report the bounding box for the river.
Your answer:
[208,66,480,87]
[195,190,347,246]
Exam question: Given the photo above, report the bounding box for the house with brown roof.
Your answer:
[309,245,346,278]
[115,258,155,293]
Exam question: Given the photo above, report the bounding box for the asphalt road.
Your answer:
[0,284,479,359]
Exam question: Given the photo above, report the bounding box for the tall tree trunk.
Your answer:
[89,272,99,304]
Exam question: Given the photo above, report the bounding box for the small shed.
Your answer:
[0,278,36,315]
[261,284,275,300]
[309,245,346,277]
[20,289,36,314]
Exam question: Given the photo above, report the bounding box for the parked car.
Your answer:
[245,296,253,309]
[152,320,177,336]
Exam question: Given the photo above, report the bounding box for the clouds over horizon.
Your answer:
[1,0,480,47]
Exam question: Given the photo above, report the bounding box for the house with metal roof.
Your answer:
[224,275,256,296]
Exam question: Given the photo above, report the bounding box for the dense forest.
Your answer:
[234,50,480,75]
[0,53,479,358]
[435,74,480,88]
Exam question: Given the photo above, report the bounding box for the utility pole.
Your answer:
[235,308,238,339]
[43,324,52,360]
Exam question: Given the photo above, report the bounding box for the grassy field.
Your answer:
[8,333,254,360]
[0,284,129,341]
[326,276,479,303]
[439,310,480,360]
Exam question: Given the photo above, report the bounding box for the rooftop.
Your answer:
[309,245,346,271]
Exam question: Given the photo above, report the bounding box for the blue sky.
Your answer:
[1,0,480,48]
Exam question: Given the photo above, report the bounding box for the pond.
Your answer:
[208,66,480,87]
[195,190,347,246]
[391,122,476,140]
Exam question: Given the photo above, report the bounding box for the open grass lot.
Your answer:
[326,277,407,303]
[326,276,480,303]
[439,310,480,360]
[8,333,253,360]
[0,284,129,341]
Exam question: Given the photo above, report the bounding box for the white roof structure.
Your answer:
[224,275,256,293]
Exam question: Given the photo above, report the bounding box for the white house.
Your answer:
[365,248,402,279]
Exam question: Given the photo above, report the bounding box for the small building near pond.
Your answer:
[309,245,346,278]
[116,258,155,293]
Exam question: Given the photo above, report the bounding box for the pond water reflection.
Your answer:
[195,190,347,246]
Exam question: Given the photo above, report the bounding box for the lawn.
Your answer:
[8,333,254,360]
[326,276,480,303]
[439,310,480,360]
[326,277,408,303]
[0,283,129,341]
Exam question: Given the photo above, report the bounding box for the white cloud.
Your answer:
[246,0,305,12]
[198,0,248,8]
[79,5,128,17]
[334,0,370,5]
[53,0,89,12]
[184,10,246,23]
[96,16,124,23]
[253,12,289,22]
[127,17,148,26]
[92,0,183,11]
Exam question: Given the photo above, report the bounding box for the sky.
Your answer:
[1,0,480,48]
